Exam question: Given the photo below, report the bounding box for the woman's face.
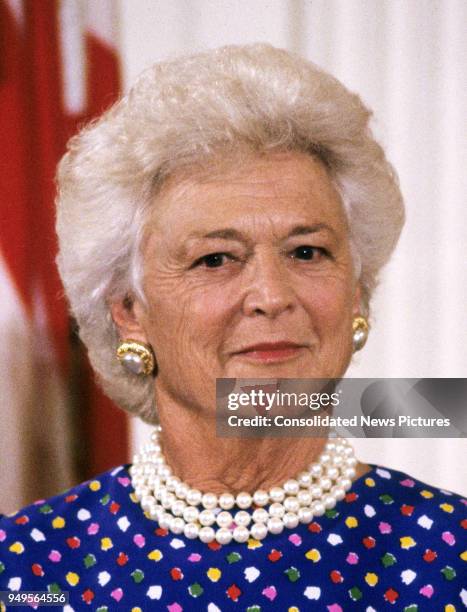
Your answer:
[116,152,361,412]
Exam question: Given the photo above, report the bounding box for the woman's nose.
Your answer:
[242,252,296,318]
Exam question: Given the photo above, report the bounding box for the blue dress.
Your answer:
[1,464,466,611]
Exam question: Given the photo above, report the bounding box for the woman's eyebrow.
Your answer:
[191,224,336,242]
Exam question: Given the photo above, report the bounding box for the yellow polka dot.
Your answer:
[288,608,300,612]
[52,516,65,529]
[129,492,138,503]
[345,516,358,528]
[365,572,379,586]
[131,608,143,612]
[420,489,434,499]
[207,567,221,582]
[365,477,375,487]
[247,538,262,549]
[148,549,163,561]
[89,480,101,491]
[65,571,80,586]
[444,605,456,612]
[1,600,6,612]
[440,503,454,513]
[460,550,467,561]
[305,548,321,562]
[400,536,416,549]
[8,541,24,554]
[100,537,113,551]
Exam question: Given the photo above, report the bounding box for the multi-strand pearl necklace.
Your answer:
[130,427,357,544]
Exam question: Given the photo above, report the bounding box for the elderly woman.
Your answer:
[1,44,465,611]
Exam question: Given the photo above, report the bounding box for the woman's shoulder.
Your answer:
[0,465,134,579]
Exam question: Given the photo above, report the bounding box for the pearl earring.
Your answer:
[352,316,369,352]
[116,339,156,376]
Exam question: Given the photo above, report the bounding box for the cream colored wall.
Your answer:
[119,0,467,496]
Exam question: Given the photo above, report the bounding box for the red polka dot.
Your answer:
[268,549,283,562]
[31,563,44,577]
[81,589,94,604]
[384,588,399,604]
[226,583,242,602]
[116,552,128,566]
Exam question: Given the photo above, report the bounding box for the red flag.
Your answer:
[0,0,127,513]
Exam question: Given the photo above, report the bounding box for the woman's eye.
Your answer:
[291,245,327,260]
[194,252,232,268]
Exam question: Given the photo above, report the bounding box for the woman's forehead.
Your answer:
[147,151,347,238]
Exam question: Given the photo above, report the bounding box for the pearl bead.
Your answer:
[165,476,181,492]
[161,493,176,509]
[202,492,218,509]
[251,522,268,540]
[171,500,186,516]
[298,506,313,523]
[183,522,200,539]
[297,490,312,506]
[199,526,216,543]
[269,487,285,503]
[267,516,284,534]
[345,456,358,468]
[198,509,216,526]
[319,452,331,465]
[215,527,233,545]
[158,512,172,529]
[232,525,250,543]
[330,485,346,501]
[253,489,269,506]
[170,517,185,534]
[186,489,202,506]
[283,479,300,495]
[269,502,285,518]
[283,497,300,513]
[234,510,251,527]
[311,501,325,516]
[175,482,189,499]
[339,477,352,491]
[343,467,356,479]
[141,495,154,511]
[219,493,235,510]
[236,492,252,509]
[158,465,172,479]
[310,485,323,499]
[319,477,332,491]
[309,464,323,478]
[216,511,233,528]
[283,512,299,528]
[252,508,269,524]
[297,471,312,487]
[323,494,336,509]
[183,506,199,523]
[326,466,339,481]
[332,454,344,468]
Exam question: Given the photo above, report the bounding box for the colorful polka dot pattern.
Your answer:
[0,465,466,610]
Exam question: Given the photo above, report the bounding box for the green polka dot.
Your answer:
[379,494,394,504]
[226,551,242,564]
[246,607,261,612]
[404,606,418,612]
[325,509,339,519]
[441,566,456,580]
[83,553,96,568]
[131,569,145,583]
[381,552,397,567]
[39,504,53,514]
[349,586,362,601]
[96,607,109,612]
[284,566,301,582]
[47,583,61,594]
[100,494,110,506]
[0,561,4,574]
[188,582,204,597]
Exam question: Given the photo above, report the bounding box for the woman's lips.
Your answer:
[235,342,306,363]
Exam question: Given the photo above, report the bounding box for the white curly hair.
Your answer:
[56,43,405,424]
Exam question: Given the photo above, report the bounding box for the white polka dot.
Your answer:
[147,585,162,600]
[117,516,130,532]
[304,586,321,600]
[63,606,75,612]
[417,515,433,529]
[169,538,185,549]
[364,504,376,517]
[98,571,111,586]
[401,569,417,585]
[376,468,391,479]
[30,528,46,542]
[7,577,21,591]
[244,566,260,582]
[327,533,343,546]
[77,508,91,521]
[460,589,467,607]
[208,604,221,612]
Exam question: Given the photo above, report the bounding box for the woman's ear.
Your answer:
[352,283,363,316]
[110,295,149,344]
